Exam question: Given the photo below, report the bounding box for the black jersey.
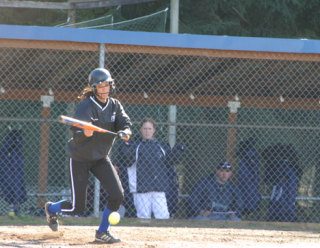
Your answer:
[68,96,132,161]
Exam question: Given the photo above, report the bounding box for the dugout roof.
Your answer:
[0,24,320,107]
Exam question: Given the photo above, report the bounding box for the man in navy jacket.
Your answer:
[0,129,26,215]
[189,162,241,221]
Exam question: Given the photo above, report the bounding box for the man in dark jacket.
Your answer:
[0,129,26,216]
[189,162,241,221]
[263,144,301,222]
[120,117,184,219]
[266,160,299,222]
[236,138,261,215]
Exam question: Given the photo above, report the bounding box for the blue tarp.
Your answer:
[0,129,27,207]
[0,24,319,54]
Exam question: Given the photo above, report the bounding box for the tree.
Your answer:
[1,0,320,39]
[180,0,320,39]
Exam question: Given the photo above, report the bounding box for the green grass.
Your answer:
[1,215,320,233]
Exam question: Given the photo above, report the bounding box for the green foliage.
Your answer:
[0,0,319,38]
[180,0,319,38]
[120,0,168,20]
[0,7,66,26]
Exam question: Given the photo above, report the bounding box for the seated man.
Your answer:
[266,159,299,222]
[189,162,241,221]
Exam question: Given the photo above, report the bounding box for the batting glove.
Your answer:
[117,130,130,142]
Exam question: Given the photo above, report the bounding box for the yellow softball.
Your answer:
[108,211,120,225]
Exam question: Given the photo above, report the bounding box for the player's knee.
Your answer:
[73,202,86,214]
[107,193,124,211]
[75,205,86,214]
[60,200,86,215]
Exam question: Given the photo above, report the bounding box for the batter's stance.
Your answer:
[44,68,132,244]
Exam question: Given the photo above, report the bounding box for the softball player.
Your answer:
[44,68,132,244]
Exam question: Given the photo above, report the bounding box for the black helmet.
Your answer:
[88,68,114,87]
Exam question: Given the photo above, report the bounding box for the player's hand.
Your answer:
[117,130,130,142]
[84,129,94,137]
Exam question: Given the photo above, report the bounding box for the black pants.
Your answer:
[61,157,124,215]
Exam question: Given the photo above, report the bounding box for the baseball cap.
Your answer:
[216,162,232,170]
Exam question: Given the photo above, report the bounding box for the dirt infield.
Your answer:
[0,223,319,248]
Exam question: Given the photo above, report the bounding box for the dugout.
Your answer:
[0,25,320,221]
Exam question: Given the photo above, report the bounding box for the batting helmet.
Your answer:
[88,68,114,88]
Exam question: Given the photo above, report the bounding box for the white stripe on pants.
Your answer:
[133,192,170,219]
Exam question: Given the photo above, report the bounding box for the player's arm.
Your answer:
[114,99,132,142]
[73,101,94,140]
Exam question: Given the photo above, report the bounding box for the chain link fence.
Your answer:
[0,36,320,223]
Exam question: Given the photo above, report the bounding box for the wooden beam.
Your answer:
[106,44,320,62]
[1,89,320,110]
[37,105,51,207]
[0,0,69,9]
[0,39,99,52]
[2,40,319,63]
[0,0,157,9]
[70,0,158,9]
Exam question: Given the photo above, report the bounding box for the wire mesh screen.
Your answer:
[60,14,114,28]
[0,39,320,223]
[85,8,168,32]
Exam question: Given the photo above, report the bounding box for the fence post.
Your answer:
[170,0,179,34]
[92,43,106,217]
[226,100,240,166]
[68,1,76,25]
[37,95,54,208]
[168,105,177,148]
[169,0,179,148]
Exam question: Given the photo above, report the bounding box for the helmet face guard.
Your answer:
[88,68,115,90]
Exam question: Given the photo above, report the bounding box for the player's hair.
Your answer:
[140,117,157,129]
[78,85,94,100]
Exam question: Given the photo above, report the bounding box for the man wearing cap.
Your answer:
[188,162,241,221]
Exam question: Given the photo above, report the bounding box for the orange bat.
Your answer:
[58,115,117,136]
